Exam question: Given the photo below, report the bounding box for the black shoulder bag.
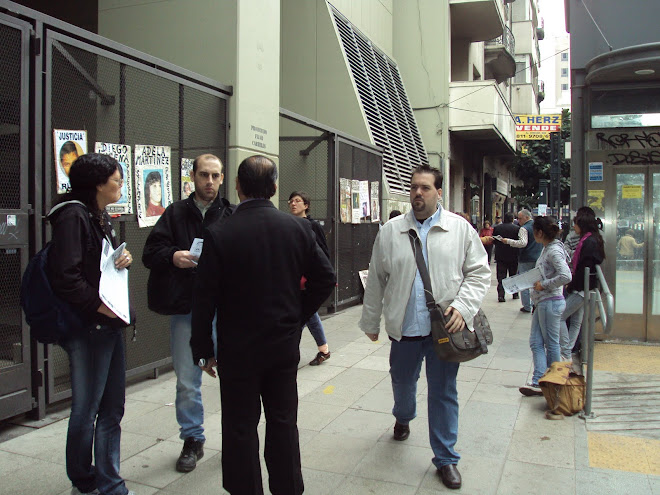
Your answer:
[408,229,493,363]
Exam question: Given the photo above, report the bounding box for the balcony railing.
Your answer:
[486,24,515,57]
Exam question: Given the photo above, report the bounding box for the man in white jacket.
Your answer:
[359,165,490,490]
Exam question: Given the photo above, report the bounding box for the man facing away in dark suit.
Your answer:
[492,212,521,302]
[190,155,336,495]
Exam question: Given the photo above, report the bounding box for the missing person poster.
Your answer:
[351,179,361,224]
[181,158,195,199]
[340,178,351,224]
[95,142,133,215]
[54,130,87,194]
[359,181,370,220]
[370,181,380,223]
[134,145,173,228]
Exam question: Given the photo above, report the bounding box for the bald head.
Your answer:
[193,153,223,173]
[237,155,278,199]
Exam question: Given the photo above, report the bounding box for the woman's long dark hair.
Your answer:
[56,153,119,224]
[575,213,606,259]
[533,215,561,241]
[144,171,161,205]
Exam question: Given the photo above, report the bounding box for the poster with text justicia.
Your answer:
[134,145,173,228]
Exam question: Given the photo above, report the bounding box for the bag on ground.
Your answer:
[539,361,586,416]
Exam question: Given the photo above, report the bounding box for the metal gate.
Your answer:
[279,109,383,310]
[0,2,231,420]
[0,12,31,422]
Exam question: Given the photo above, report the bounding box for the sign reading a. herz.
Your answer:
[515,114,562,140]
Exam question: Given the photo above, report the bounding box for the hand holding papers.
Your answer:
[492,235,504,242]
[99,239,131,324]
[189,238,203,265]
[502,267,542,295]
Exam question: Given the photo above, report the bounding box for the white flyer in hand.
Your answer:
[190,238,204,259]
[99,239,131,324]
[502,267,542,295]
[492,235,504,242]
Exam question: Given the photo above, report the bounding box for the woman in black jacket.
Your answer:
[559,212,605,361]
[288,191,332,365]
[47,153,135,495]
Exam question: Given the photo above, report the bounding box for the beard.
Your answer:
[412,197,426,212]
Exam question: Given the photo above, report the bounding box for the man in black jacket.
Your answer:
[191,155,336,495]
[142,154,233,473]
[492,212,521,302]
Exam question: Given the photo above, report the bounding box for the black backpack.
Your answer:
[20,242,85,344]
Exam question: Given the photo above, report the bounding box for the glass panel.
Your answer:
[615,173,645,314]
[652,174,660,315]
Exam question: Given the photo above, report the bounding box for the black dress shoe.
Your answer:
[438,464,462,489]
[393,421,410,441]
[498,297,505,302]
[512,293,519,299]
[520,307,532,313]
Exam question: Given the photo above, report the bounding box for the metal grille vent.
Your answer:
[331,7,428,195]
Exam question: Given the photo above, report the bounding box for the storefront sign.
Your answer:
[515,114,562,140]
[588,162,603,181]
[496,178,508,195]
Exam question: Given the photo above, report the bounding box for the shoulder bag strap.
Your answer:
[407,229,436,309]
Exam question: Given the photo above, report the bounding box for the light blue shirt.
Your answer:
[401,207,441,337]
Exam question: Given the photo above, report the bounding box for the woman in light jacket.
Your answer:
[519,216,572,397]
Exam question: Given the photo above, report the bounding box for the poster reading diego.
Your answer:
[95,142,133,215]
[134,145,173,228]
[54,130,87,194]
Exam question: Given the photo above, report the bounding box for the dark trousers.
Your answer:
[496,259,518,299]
[61,326,127,495]
[219,348,303,495]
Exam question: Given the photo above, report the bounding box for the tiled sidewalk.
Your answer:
[1,270,658,494]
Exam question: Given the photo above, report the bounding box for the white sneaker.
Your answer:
[519,381,543,397]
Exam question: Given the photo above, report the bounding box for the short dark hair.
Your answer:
[192,153,223,173]
[411,165,443,189]
[289,190,311,213]
[389,209,402,220]
[56,153,119,216]
[533,215,560,240]
[503,212,514,223]
[237,155,278,199]
[59,141,78,160]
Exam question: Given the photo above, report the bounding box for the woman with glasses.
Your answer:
[288,191,332,365]
[47,153,136,495]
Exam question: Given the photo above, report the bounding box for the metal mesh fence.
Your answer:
[47,37,228,399]
[0,249,23,369]
[0,23,22,210]
[337,141,381,305]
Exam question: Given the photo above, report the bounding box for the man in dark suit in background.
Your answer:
[492,212,521,302]
[190,155,336,495]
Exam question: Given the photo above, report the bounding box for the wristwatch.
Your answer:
[198,358,207,367]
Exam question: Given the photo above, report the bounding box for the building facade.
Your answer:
[566,0,660,342]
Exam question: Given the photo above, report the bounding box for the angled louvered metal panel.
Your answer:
[331,6,428,195]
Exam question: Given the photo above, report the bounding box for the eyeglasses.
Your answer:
[110,178,124,186]
[288,198,304,205]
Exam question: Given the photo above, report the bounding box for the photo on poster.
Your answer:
[339,178,351,224]
[359,181,370,220]
[95,142,133,215]
[181,158,195,199]
[134,145,173,228]
[370,181,380,223]
[54,130,87,194]
[351,179,361,224]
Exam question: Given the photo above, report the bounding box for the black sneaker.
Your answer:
[176,437,204,473]
[309,351,330,366]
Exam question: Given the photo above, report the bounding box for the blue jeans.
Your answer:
[560,292,584,360]
[518,261,536,311]
[304,312,327,347]
[170,312,216,441]
[61,326,128,495]
[390,337,460,468]
[529,298,566,385]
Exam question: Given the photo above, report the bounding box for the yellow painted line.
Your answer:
[588,432,660,475]
[593,343,660,374]
[323,385,335,395]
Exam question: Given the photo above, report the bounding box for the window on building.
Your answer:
[514,62,527,84]
[562,83,569,91]
[561,52,569,61]
[561,68,568,77]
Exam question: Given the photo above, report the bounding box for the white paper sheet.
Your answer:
[99,240,131,324]
[502,267,542,295]
[189,238,203,266]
